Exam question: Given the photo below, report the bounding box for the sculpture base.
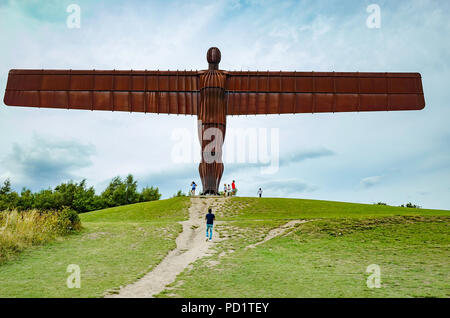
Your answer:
[199,162,224,195]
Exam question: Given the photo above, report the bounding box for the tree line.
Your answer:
[0,174,161,213]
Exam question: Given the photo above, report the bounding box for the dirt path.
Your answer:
[245,220,307,250]
[106,197,226,298]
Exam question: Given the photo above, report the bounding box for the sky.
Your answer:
[0,0,449,209]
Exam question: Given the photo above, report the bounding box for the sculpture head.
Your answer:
[207,47,221,70]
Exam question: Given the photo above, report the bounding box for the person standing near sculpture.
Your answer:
[191,182,197,196]
[257,188,263,198]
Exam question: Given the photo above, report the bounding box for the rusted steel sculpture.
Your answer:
[3,47,425,194]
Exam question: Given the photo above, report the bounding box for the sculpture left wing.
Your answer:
[4,69,200,115]
[225,71,425,115]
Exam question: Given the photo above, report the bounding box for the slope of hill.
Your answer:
[0,197,190,298]
[160,197,450,298]
[0,196,448,298]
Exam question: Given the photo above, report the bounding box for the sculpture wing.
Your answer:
[225,71,425,115]
[4,69,200,115]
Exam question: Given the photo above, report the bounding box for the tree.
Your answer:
[72,182,97,213]
[0,179,11,195]
[18,188,34,211]
[54,180,78,207]
[172,190,186,198]
[125,174,139,204]
[0,179,18,211]
[0,175,161,213]
[33,189,58,211]
[101,176,128,207]
[140,186,161,202]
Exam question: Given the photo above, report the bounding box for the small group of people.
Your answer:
[223,180,237,197]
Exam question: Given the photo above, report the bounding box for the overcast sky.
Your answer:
[0,0,449,209]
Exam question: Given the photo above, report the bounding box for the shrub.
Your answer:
[140,186,161,202]
[400,202,421,209]
[58,208,81,232]
[172,190,186,198]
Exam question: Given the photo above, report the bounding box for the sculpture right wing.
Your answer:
[4,69,200,115]
[225,71,425,115]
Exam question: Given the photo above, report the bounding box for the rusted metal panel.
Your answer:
[4,69,200,114]
[225,71,424,114]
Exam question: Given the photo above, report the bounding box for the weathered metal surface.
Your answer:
[3,47,426,194]
[226,71,424,114]
[4,70,200,114]
[198,55,227,194]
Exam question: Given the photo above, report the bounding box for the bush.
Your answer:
[101,175,144,207]
[58,208,81,232]
[140,186,161,202]
[400,202,421,209]
[172,190,186,198]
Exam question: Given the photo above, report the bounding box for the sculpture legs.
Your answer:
[198,123,225,195]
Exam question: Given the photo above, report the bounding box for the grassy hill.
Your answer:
[160,197,450,298]
[218,197,450,220]
[0,196,448,298]
[0,197,189,298]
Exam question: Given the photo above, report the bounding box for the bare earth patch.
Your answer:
[245,220,307,250]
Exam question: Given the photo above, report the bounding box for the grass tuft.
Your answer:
[0,209,81,263]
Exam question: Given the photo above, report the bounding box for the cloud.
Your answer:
[222,147,334,171]
[1,135,96,190]
[360,176,382,189]
[279,148,335,167]
[259,179,317,196]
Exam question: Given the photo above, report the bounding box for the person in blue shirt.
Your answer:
[205,208,215,241]
[191,181,197,196]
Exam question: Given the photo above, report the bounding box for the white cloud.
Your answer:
[360,176,383,189]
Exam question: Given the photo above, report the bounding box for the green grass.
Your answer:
[0,197,189,298]
[217,197,449,220]
[159,198,450,298]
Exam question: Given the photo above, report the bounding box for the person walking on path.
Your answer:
[227,184,231,196]
[223,183,227,197]
[231,180,236,196]
[191,181,197,196]
[257,188,262,198]
[205,208,215,241]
